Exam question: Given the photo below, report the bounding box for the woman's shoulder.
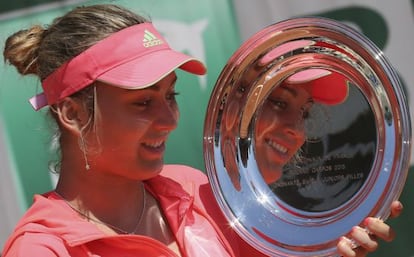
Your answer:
[2,193,105,257]
[147,164,212,209]
[160,164,208,186]
[2,229,67,257]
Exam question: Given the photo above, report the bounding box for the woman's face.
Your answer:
[255,83,313,184]
[86,72,179,180]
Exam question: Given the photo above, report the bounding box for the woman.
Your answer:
[2,4,402,257]
[255,69,349,184]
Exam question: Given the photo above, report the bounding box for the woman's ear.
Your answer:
[55,97,90,135]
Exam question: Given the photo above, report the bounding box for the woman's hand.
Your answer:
[336,201,403,257]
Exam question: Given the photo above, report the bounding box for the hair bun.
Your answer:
[3,25,45,76]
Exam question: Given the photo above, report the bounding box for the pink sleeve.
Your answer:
[3,234,70,257]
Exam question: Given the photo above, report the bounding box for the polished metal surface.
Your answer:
[203,17,411,256]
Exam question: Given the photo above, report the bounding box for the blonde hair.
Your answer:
[4,4,148,79]
[3,4,149,171]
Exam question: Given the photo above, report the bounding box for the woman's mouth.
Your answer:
[144,140,164,148]
[265,138,288,155]
[142,140,166,157]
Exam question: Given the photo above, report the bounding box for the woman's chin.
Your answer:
[261,168,282,185]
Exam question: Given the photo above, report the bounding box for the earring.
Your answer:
[79,134,91,170]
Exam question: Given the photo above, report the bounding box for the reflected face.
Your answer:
[255,83,313,184]
[86,72,179,180]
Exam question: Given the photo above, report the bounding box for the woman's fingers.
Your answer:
[337,200,402,256]
[363,217,396,242]
[351,226,379,250]
[337,236,370,257]
[337,226,379,257]
[389,201,403,218]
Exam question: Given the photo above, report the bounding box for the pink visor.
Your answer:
[286,69,349,105]
[30,23,206,110]
[260,40,349,105]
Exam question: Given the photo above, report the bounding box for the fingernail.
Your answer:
[363,217,371,226]
[396,201,403,211]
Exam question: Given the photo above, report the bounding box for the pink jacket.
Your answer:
[2,165,264,257]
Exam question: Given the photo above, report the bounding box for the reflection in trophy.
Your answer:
[255,69,349,185]
[255,70,377,212]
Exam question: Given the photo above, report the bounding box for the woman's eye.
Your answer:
[236,86,246,97]
[269,98,287,110]
[302,110,310,119]
[301,104,313,120]
[167,91,180,101]
[134,98,151,106]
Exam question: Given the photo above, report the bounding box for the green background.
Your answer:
[1,1,413,256]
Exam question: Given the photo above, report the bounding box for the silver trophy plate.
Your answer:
[203,17,411,256]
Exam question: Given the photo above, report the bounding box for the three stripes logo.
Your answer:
[142,29,164,48]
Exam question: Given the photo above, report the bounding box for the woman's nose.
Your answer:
[282,115,306,141]
[153,101,179,132]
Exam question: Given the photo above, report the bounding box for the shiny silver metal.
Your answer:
[203,17,411,256]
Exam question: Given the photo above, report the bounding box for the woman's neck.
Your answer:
[55,165,181,255]
[55,166,147,235]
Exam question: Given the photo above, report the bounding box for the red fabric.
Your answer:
[1,165,265,257]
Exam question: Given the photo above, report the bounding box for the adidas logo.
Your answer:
[142,29,164,48]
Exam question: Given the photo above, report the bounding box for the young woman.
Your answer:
[255,69,348,184]
[2,4,402,257]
